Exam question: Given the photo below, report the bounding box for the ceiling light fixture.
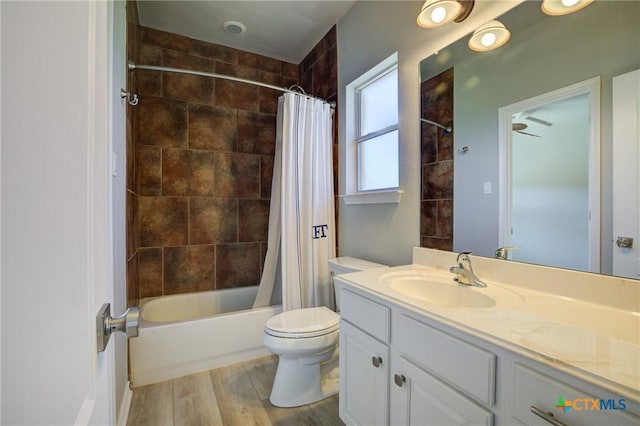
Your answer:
[468,20,511,52]
[223,20,246,35]
[417,0,475,29]
[541,0,593,16]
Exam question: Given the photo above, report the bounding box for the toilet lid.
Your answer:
[265,307,339,338]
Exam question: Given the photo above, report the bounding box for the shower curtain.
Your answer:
[253,93,336,311]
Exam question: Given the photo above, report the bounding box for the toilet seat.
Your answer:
[265,307,339,339]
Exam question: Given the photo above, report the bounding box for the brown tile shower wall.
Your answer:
[126,1,140,308]
[420,68,454,251]
[298,26,339,254]
[125,6,339,302]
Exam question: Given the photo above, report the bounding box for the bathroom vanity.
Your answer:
[336,248,640,426]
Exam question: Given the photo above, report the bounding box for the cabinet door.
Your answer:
[391,356,493,426]
[339,320,389,426]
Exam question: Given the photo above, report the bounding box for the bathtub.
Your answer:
[129,286,282,387]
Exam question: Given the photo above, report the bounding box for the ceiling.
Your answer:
[137,1,357,64]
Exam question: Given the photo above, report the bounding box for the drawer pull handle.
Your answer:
[371,356,383,368]
[394,374,406,387]
[530,406,568,426]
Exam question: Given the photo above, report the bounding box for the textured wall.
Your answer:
[125,15,338,303]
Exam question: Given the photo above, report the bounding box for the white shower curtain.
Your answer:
[253,93,336,311]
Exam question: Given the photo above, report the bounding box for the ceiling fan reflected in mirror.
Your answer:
[512,122,540,137]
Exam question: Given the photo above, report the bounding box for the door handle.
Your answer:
[394,374,406,387]
[616,236,633,248]
[96,303,139,352]
[371,356,383,368]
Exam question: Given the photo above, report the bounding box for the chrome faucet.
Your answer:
[495,245,520,260]
[449,252,487,287]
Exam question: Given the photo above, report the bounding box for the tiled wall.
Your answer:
[126,1,140,308]
[420,68,454,251]
[125,0,338,304]
[298,27,339,250]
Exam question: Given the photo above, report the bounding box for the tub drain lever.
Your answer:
[96,303,139,352]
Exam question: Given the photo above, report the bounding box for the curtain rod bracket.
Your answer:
[120,89,139,106]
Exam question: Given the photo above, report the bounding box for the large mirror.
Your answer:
[419,0,640,277]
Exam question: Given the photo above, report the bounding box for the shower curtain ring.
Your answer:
[120,89,139,106]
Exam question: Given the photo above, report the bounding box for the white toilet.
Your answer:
[263,256,387,407]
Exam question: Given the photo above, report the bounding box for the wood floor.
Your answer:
[127,355,345,426]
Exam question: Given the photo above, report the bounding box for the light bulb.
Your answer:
[481,32,496,47]
[431,6,447,24]
[561,0,580,7]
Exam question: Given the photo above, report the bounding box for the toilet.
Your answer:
[263,256,387,407]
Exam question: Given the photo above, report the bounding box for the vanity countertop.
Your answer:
[338,261,640,404]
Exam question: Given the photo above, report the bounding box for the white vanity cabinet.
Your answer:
[337,280,640,426]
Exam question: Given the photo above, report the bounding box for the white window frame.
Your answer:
[342,52,403,205]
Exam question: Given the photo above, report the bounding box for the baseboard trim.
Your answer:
[116,382,133,426]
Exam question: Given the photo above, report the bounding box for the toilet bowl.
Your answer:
[263,256,387,407]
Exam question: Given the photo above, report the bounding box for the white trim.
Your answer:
[116,383,133,426]
[341,189,404,205]
[498,76,601,272]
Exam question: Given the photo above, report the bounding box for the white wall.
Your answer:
[337,1,520,266]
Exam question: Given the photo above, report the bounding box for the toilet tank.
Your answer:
[328,257,387,311]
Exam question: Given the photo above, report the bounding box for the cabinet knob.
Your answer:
[371,356,383,368]
[530,406,568,426]
[394,374,406,387]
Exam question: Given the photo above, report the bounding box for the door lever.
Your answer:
[96,303,139,352]
[616,236,633,248]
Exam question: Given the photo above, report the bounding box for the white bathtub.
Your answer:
[129,286,281,387]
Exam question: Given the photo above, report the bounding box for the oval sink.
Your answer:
[380,270,496,309]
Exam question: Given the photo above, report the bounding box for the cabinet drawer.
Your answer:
[512,363,639,426]
[340,288,390,343]
[396,314,496,405]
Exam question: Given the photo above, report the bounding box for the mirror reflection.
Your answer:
[419,0,640,277]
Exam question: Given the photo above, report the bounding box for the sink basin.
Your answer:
[380,270,496,309]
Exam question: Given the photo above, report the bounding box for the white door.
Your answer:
[612,69,640,279]
[1,2,119,424]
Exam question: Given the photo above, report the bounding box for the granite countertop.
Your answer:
[338,263,640,404]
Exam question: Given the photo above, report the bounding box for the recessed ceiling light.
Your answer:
[223,21,246,35]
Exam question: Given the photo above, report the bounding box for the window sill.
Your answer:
[340,189,403,205]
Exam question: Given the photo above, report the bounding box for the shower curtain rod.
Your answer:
[420,118,452,133]
[128,62,335,108]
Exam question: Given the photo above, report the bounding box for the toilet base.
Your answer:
[269,349,339,408]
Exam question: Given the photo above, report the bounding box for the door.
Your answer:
[612,69,640,279]
[391,356,493,426]
[339,320,389,426]
[1,2,118,424]
[498,77,601,272]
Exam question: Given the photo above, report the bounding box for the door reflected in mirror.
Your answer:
[498,79,599,273]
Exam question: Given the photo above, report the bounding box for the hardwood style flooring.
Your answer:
[127,355,345,426]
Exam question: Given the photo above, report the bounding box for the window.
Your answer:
[357,66,399,191]
[344,53,402,204]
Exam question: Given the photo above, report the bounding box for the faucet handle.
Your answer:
[456,251,472,262]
